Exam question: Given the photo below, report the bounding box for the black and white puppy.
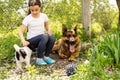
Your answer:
[14,44,32,71]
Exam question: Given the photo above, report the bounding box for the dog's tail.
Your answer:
[14,44,20,52]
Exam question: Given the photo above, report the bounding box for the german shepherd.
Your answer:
[53,24,80,61]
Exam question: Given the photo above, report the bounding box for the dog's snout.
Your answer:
[69,40,75,45]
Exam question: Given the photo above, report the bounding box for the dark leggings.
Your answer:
[27,34,55,58]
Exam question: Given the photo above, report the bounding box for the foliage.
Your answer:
[71,40,120,80]
[43,0,82,28]
[0,0,26,31]
[102,31,120,66]
[71,29,120,79]
[50,21,62,40]
[91,0,118,30]
[0,28,21,64]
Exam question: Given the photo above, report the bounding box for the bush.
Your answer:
[0,28,21,64]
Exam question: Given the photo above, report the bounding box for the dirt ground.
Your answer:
[3,42,92,80]
[3,52,83,80]
[30,52,80,75]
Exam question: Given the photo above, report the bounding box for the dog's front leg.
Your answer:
[26,58,31,68]
[69,55,75,61]
[59,52,68,59]
[69,52,79,61]
[16,61,23,71]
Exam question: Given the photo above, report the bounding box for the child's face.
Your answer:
[29,5,40,16]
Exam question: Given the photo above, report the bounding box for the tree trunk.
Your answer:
[116,0,120,27]
[82,0,91,38]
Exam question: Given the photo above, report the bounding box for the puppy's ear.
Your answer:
[62,24,67,36]
[16,51,20,60]
[74,25,78,34]
[19,49,26,59]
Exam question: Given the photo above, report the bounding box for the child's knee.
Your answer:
[49,34,55,41]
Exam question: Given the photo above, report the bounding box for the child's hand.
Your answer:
[22,41,30,46]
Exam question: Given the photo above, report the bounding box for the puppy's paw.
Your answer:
[15,68,23,73]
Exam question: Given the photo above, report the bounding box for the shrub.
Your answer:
[0,28,21,64]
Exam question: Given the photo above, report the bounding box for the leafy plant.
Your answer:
[0,28,21,64]
[103,31,120,66]
[72,42,118,80]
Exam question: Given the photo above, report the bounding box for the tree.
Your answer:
[116,0,120,26]
[82,0,91,38]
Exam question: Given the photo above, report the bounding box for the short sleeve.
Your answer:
[44,14,49,22]
[22,16,29,26]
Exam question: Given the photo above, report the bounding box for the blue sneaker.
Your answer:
[36,59,47,66]
[44,57,55,64]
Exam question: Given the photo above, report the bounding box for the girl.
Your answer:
[19,0,55,66]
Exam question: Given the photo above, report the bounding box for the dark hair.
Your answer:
[27,0,41,15]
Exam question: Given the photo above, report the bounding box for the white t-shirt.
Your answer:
[22,13,49,39]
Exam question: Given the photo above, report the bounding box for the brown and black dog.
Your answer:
[53,24,80,61]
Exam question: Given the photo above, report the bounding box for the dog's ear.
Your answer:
[62,24,67,36]
[74,25,78,34]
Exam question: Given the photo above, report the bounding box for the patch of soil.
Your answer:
[31,53,79,75]
[4,53,82,80]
